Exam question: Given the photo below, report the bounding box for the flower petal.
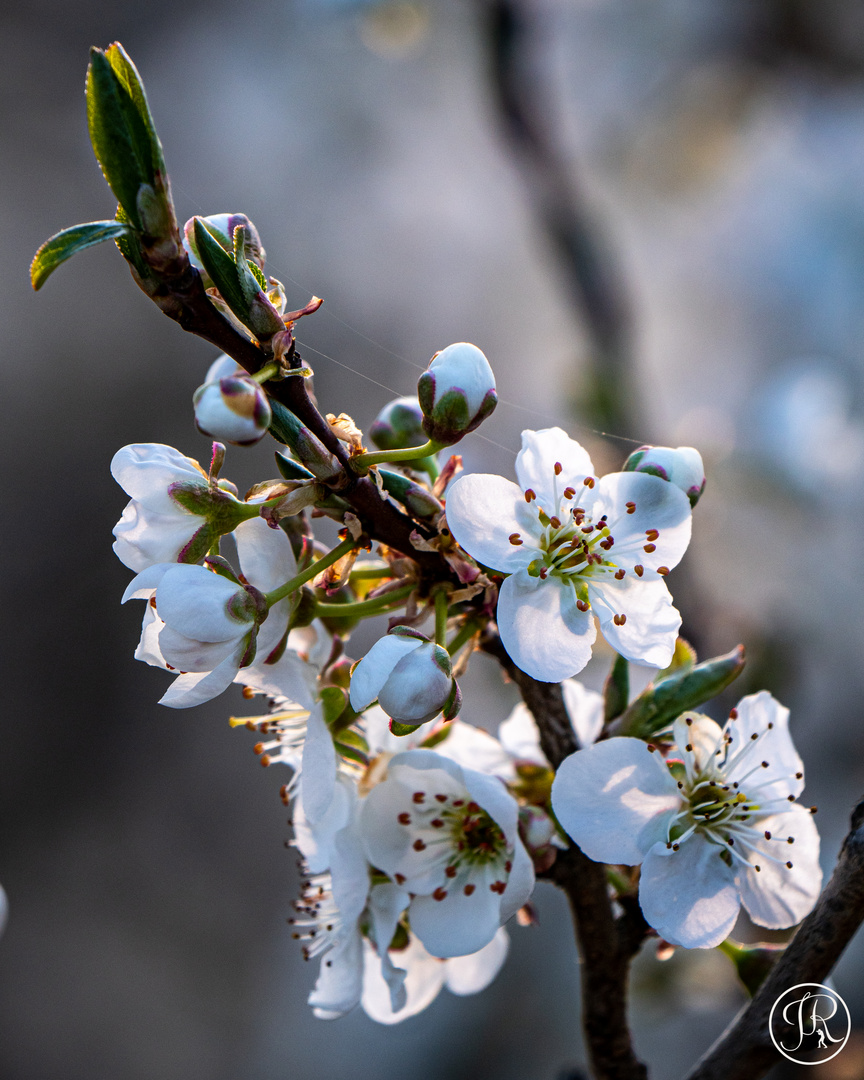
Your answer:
[234,516,297,595]
[561,680,604,748]
[592,472,691,572]
[349,634,423,712]
[301,704,338,826]
[498,839,535,924]
[727,691,805,800]
[589,575,680,668]
[498,569,596,682]
[515,428,595,512]
[156,565,250,642]
[113,501,203,572]
[367,882,412,1014]
[409,879,503,959]
[157,625,240,672]
[158,645,245,708]
[444,927,509,996]
[444,474,538,573]
[551,737,680,864]
[111,443,204,513]
[735,807,821,929]
[639,835,740,948]
[361,937,444,1025]
[309,929,364,1020]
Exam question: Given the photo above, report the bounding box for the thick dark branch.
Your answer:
[685,798,864,1080]
[482,629,648,1080]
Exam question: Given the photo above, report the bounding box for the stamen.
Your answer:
[645,529,659,542]
[554,462,563,476]
[563,487,576,499]
[657,566,669,576]
[643,543,656,553]
[524,489,536,503]
[509,533,523,546]
[634,564,644,577]
[583,477,595,489]
[613,613,627,626]
[614,569,626,580]
[576,600,590,612]
[626,501,636,514]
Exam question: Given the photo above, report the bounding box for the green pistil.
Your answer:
[449,806,506,866]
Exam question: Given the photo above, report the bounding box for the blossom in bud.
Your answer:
[369,397,426,451]
[446,427,692,682]
[551,691,821,948]
[111,443,254,572]
[623,445,705,507]
[349,627,461,728]
[360,749,535,957]
[193,374,272,446]
[361,927,509,1024]
[183,213,265,278]
[417,343,497,446]
[122,517,298,708]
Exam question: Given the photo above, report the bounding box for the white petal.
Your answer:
[349,634,423,711]
[362,704,429,755]
[293,778,352,874]
[727,691,804,800]
[113,501,203,572]
[234,516,297,595]
[497,569,595,682]
[590,575,680,669]
[156,565,251,642]
[361,937,445,1025]
[498,703,548,765]
[461,767,519,846]
[111,443,205,513]
[561,680,604,747]
[205,353,244,382]
[309,929,364,1019]
[639,836,740,948]
[444,474,538,573]
[301,705,338,826]
[133,604,168,669]
[498,839,535,924]
[237,648,319,710]
[331,817,372,925]
[736,807,821,929]
[378,642,453,723]
[551,738,680,864]
[434,722,515,781]
[367,882,412,1014]
[593,472,691,572]
[409,880,503,959]
[444,927,509,995]
[121,563,173,603]
[515,428,595,512]
[672,714,724,773]
[157,625,241,672]
[158,646,244,708]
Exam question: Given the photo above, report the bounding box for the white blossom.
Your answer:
[417,342,497,445]
[551,691,821,948]
[446,427,692,682]
[360,749,534,957]
[623,445,706,507]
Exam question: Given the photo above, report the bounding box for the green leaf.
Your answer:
[30,220,131,290]
[603,653,629,724]
[103,42,166,176]
[86,48,156,226]
[275,451,315,483]
[193,217,248,315]
[610,644,746,739]
[390,719,423,738]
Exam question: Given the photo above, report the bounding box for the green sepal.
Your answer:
[269,401,342,482]
[717,939,782,997]
[422,387,471,444]
[86,46,161,227]
[30,220,132,290]
[287,587,317,631]
[603,653,629,725]
[113,203,151,279]
[610,645,746,739]
[390,719,423,738]
[333,740,370,767]
[320,685,348,727]
[203,555,242,584]
[275,451,315,483]
[378,469,442,519]
[420,724,453,749]
[193,217,251,317]
[333,727,369,755]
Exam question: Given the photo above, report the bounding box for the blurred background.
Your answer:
[2,0,864,1077]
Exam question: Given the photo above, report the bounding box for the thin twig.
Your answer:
[684,797,864,1080]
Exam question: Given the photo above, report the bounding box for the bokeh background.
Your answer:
[3,1,864,1077]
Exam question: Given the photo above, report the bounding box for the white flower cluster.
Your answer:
[105,341,821,1023]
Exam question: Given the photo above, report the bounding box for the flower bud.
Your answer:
[193,375,272,446]
[349,627,461,728]
[622,445,705,507]
[417,343,497,446]
[183,213,265,276]
[369,397,426,451]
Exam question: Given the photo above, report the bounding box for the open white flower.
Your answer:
[360,749,534,958]
[122,517,297,708]
[551,691,821,948]
[445,427,692,682]
[361,927,509,1024]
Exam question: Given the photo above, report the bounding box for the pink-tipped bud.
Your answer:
[417,343,497,446]
[193,375,272,446]
[623,445,705,507]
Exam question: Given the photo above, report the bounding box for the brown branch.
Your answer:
[684,797,864,1080]
[482,630,648,1080]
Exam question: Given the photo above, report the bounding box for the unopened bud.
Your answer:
[193,375,272,446]
[623,445,705,507]
[378,469,443,519]
[183,213,265,275]
[369,397,426,451]
[417,343,497,446]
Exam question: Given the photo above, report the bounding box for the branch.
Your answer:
[482,630,648,1080]
[684,798,864,1080]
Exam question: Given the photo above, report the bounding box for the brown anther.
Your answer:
[412,792,426,804]
[398,812,411,825]
[554,462,563,476]
[727,838,734,845]
[413,839,426,851]
[539,567,548,579]
[786,862,793,869]
[810,806,818,814]
[614,568,626,580]
[643,543,656,553]
[433,887,447,901]
[490,881,507,894]
[435,794,448,802]
[634,564,644,577]
[464,884,475,896]
[524,489,536,503]
[445,865,457,878]
[613,613,627,626]
[395,873,406,884]
[453,799,464,807]
[751,733,759,741]
[581,525,594,534]
[563,487,576,499]
[729,708,738,719]
[685,744,693,752]
[788,837,795,843]
[764,831,772,840]
[260,755,271,767]
[505,860,512,872]
[576,599,590,612]
[795,771,803,779]
[686,717,693,726]
[647,744,657,752]
[550,516,561,529]
[242,686,255,699]
[672,843,680,851]
[254,742,265,755]
[626,501,636,514]
[645,529,659,542]
[431,819,444,829]
[509,533,523,546]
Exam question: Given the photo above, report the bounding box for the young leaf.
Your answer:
[30,220,132,290]
[193,217,248,315]
[103,42,166,177]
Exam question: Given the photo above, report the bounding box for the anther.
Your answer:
[750,733,758,741]
[554,462,563,476]
[795,771,803,779]
[563,487,576,500]
[810,806,818,814]
[672,843,680,851]
[584,477,595,488]
[729,708,738,720]
[626,501,636,514]
[413,792,426,803]
[645,529,659,542]
[647,744,657,752]
[398,813,411,825]
[786,862,793,870]
[524,489,536,503]
[643,543,656,553]
[634,564,644,577]
[657,566,669,576]
[686,717,693,726]
[509,533,523,546]
[550,516,561,529]
[395,873,406,884]
[764,831,771,839]
[686,744,693,752]
[464,884,475,896]
[433,887,447,901]
[787,837,795,844]
[445,865,457,878]
[539,567,548,579]
[754,865,761,872]
[435,794,448,802]
[413,839,426,851]
[613,613,627,625]
[576,599,590,612]
[614,568,626,580]
[761,761,769,768]
[431,819,444,828]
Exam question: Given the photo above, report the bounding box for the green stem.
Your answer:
[350,439,443,472]
[434,589,449,647]
[349,562,393,581]
[446,617,484,656]
[264,535,357,607]
[252,362,280,384]
[313,581,414,619]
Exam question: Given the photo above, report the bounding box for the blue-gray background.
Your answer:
[2,2,863,1077]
